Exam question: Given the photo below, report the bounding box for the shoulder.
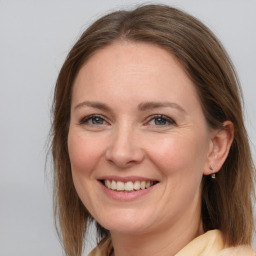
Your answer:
[211,245,256,256]
[176,230,255,256]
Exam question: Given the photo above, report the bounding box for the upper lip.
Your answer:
[97,176,158,182]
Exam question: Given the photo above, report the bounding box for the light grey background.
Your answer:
[0,0,255,255]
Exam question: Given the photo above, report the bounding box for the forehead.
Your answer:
[76,41,187,79]
[72,41,201,111]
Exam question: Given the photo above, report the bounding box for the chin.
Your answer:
[95,209,153,235]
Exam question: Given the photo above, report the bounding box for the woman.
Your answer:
[51,4,255,256]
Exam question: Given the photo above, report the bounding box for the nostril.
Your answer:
[105,146,145,168]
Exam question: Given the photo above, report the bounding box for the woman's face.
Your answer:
[68,41,214,236]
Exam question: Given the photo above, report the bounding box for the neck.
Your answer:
[110,210,203,256]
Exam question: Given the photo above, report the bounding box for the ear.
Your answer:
[203,121,234,176]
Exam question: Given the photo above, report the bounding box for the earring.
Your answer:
[209,166,216,179]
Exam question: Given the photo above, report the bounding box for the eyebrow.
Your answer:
[74,101,112,112]
[138,101,186,113]
[74,100,186,113]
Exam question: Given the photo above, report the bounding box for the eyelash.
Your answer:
[79,114,176,127]
[146,114,176,127]
[79,114,108,126]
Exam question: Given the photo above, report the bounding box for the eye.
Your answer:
[80,115,108,126]
[147,115,176,127]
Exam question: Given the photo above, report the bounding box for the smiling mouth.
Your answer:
[100,180,159,192]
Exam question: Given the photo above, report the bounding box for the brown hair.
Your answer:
[51,4,255,256]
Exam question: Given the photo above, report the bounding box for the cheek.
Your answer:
[146,132,209,176]
[67,130,106,215]
[68,130,104,177]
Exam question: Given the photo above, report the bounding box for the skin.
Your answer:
[68,41,233,256]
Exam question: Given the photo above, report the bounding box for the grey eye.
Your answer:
[148,115,175,126]
[91,116,104,124]
[80,115,106,125]
[154,117,168,125]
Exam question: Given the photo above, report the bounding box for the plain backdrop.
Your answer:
[0,0,255,255]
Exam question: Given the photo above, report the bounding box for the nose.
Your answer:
[105,125,145,169]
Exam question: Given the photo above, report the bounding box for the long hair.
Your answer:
[51,4,255,255]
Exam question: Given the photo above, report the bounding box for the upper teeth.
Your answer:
[104,180,153,191]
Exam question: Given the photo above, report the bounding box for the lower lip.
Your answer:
[99,181,157,201]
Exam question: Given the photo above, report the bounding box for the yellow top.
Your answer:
[88,230,255,256]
